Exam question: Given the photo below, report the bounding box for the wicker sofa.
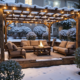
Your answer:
[21,40,50,50]
[53,41,76,56]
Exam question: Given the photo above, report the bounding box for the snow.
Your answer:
[22,64,80,80]
[7,37,61,42]
[67,28,76,38]
[59,30,68,37]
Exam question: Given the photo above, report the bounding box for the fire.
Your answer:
[39,41,44,48]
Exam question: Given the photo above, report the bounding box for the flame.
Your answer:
[39,41,44,47]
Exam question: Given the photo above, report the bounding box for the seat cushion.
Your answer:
[22,46,33,50]
[66,41,76,48]
[21,40,30,46]
[59,41,67,48]
[10,48,26,57]
[30,40,39,46]
[58,47,68,54]
[53,46,60,51]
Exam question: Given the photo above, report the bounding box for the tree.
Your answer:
[0,0,5,2]
[74,0,80,9]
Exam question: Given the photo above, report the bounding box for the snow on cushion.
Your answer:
[30,40,39,46]
[59,41,67,48]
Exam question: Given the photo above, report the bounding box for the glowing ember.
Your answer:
[39,41,44,48]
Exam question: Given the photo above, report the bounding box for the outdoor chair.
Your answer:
[5,41,26,59]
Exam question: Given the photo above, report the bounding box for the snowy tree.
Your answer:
[26,32,37,40]
[10,26,32,39]
[33,26,46,39]
[59,30,68,40]
[42,32,48,40]
[67,28,76,41]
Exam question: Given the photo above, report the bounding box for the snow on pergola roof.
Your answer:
[0,1,80,24]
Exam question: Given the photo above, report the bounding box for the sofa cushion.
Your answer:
[66,41,76,48]
[11,48,26,57]
[21,40,30,46]
[53,46,60,51]
[30,40,39,46]
[59,41,67,48]
[58,47,68,54]
[6,41,13,50]
[66,45,74,49]
[22,46,33,50]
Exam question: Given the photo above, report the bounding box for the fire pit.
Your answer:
[34,41,51,56]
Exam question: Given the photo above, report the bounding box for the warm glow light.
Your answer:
[13,14,14,15]
[61,17,63,19]
[7,11,9,14]
[61,11,64,14]
[21,14,23,16]
[44,10,47,13]
[39,41,44,48]
[4,6,6,9]
[27,8,30,11]
[13,7,15,10]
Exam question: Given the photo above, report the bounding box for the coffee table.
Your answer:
[33,46,51,56]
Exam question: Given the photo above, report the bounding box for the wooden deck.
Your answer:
[4,48,75,68]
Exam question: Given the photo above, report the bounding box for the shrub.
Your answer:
[27,32,37,40]
[59,30,68,40]
[67,28,76,41]
[60,20,71,29]
[75,48,80,68]
[42,32,48,40]
[11,26,32,38]
[33,26,46,39]
[0,60,24,80]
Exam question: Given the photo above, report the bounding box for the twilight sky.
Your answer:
[5,0,15,3]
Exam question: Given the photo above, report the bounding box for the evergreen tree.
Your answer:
[74,0,80,9]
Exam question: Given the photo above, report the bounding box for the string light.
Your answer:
[27,8,30,11]
[4,6,6,9]
[13,7,15,10]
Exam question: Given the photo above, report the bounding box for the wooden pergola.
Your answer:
[0,2,80,61]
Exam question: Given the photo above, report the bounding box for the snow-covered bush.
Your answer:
[42,32,48,40]
[67,28,76,41]
[57,20,72,29]
[27,32,37,40]
[11,26,32,38]
[59,30,68,40]
[33,26,46,39]
[75,48,80,69]
[0,60,24,80]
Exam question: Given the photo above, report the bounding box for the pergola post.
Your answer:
[5,21,7,43]
[76,15,80,48]
[0,8,4,61]
[48,25,51,41]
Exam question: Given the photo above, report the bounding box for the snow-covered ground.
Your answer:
[22,65,80,80]
[7,37,61,42]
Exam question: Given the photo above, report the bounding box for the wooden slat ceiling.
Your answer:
[0,2,80,24]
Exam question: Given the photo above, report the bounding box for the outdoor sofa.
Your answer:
[53,41,76,56]
[6,41,26,59]
[21,40,50,51]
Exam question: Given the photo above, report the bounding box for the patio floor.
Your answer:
[5,47,73,60]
